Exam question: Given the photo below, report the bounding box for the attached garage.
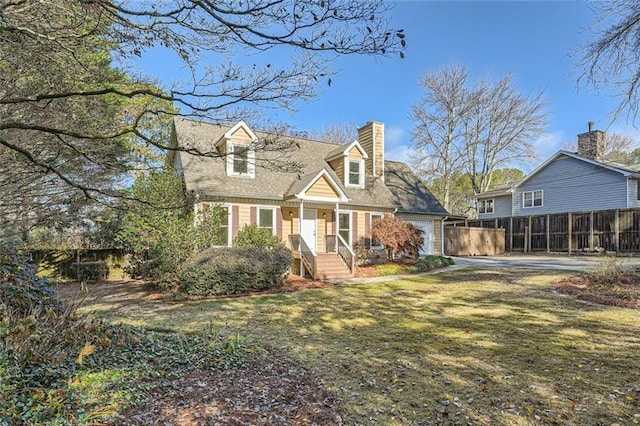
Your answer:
[408,219,435,255]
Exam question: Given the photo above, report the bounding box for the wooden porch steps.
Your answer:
[314,253,352,280]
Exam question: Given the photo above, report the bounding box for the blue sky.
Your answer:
[134,1,639,172]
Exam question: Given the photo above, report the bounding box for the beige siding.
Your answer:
[433,218,442,255]
[230,127,253,145]
[329,158,344,182]
[348,146,363,160]
[316,209,333,252]
[237,204,251,229]
[218,139,227,154]
[356,211,367,243]
[281,208,299,248]
[306,176,339,198]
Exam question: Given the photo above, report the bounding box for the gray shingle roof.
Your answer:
[384,161,449,215]
[174,118,448,215]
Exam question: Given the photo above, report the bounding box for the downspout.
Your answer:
[441,216,448,256]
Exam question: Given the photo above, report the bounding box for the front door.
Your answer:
[301,209,317,252]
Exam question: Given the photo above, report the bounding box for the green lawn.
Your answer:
[73,269,640,425]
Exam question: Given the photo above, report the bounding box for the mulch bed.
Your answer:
[110,348,341,425]
[555,274,640,309]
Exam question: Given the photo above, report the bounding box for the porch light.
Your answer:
[289,210,294,217]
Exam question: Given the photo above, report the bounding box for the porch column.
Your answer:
[299,200,304,235]
[299,201,305,277]
[335,202,340,237]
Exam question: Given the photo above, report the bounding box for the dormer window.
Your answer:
[347,159,364,188]
[233,146,248,174]
[226,142,255,178]
[217,120,258,179]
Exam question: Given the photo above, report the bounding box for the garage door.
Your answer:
[409,220,434,255]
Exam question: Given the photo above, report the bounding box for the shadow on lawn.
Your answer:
[63,271,640,425]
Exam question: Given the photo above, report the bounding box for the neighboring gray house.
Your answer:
[476,127,640,219]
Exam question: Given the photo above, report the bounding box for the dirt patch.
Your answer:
[109,347,341,426]
[56,275,332,304]
[555,274,640,309]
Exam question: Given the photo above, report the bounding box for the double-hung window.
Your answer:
[347,160,364,187]
[233,146,248,174]
[478,199,494,214]
[371,213,383,249]
[258,207,275,234]
[523,190,543,208]
[338,212,351,244]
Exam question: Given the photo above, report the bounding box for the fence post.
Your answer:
[589,211,594,251]
[568,213,572,253]
[615,209,620,252]
[509,217,513,252]
[546,215,550,253]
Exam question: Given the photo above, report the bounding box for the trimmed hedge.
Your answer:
[411,255,454,272]
[177,246,292,296]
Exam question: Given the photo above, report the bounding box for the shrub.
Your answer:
[233,224,282,248]
[0,245,247,424]
[409,255,454,272]
[117,169,225,282]
[176,246,292,296]
[1,243,59,317]
[371,216,424,261]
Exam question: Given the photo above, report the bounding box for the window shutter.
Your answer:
[364,212,371,248]
[352,211,358,246]
[232,206,239,239]
[276,208,283,239]
[250,206,257,225]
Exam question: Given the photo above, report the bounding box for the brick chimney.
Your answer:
[357,121,384,180]
[577,121,605,161]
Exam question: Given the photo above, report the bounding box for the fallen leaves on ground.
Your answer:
[110,347,341,425]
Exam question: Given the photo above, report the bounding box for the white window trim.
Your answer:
[338,210,352,245]
[226,140,255,178]
[204,203,232,247]
[370,212,384,249]
[478,199,494,214]
[522,190,543,209]
[257,206,277,235]
[344,158,365,188]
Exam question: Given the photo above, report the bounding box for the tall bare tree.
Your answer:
[579,0,640,123]
[464,74,546,194]
[0,0,404,240]
[410,65,470,211]
[307,122,358,145]
[410,66,546,212]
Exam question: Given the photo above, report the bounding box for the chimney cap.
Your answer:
[588,121,594,132]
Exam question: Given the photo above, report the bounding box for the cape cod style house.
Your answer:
[168,118,449,279]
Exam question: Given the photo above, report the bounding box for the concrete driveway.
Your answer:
[450,254,640,271]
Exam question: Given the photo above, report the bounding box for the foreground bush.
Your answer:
[176,246,292,296]
[1,243,246,424]
[233,224,282,248]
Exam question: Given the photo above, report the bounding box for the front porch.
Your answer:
[288,233,354,280]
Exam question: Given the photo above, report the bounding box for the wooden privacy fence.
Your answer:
[464,208,640,253]
[29,249,126,280]
[445,227,505,256]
